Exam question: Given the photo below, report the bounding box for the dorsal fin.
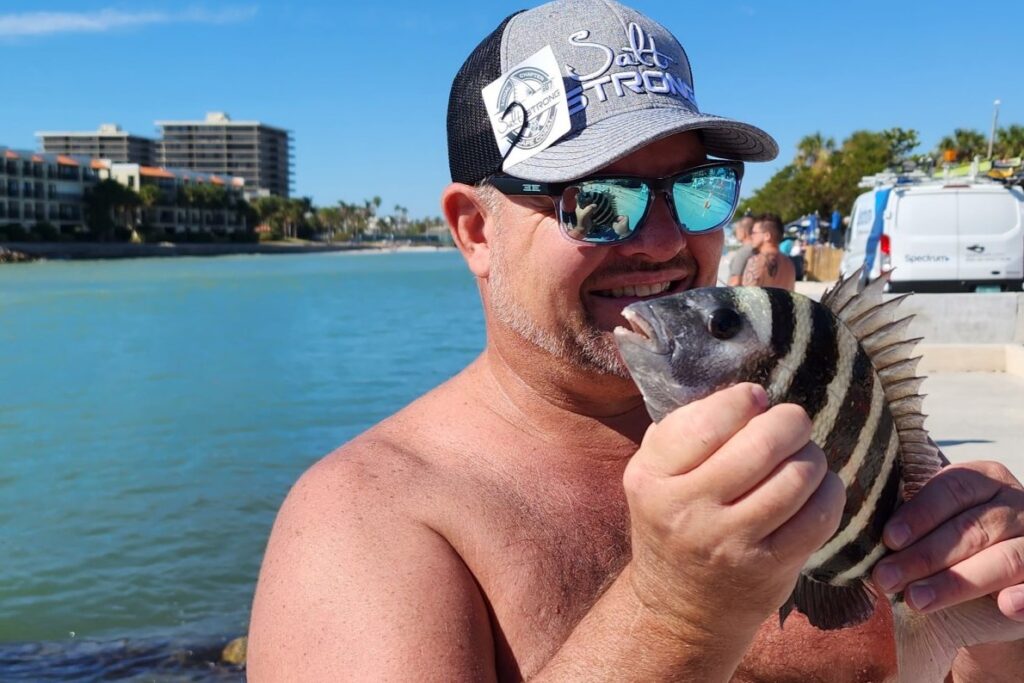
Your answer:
[821,271,943,500]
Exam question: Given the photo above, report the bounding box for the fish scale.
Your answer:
[614,269,1024,683]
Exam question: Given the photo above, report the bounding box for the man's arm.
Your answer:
[247,455,496,682]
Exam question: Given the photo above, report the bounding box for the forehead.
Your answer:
[599,130,707,176]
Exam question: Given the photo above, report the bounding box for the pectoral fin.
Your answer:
[892,594,1024,683]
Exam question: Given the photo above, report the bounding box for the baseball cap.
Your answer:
[447,0,778,186]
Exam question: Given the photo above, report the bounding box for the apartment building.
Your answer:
[0,145,247,238]
[156,112,292,198]
[0,147,100,234]
[103,163,248,236]
[36,124,156,165]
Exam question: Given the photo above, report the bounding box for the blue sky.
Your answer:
[1,1,1020,218]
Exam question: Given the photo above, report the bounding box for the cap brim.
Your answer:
[505,107,779,183]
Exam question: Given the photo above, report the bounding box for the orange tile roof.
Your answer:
[4,150,18,159]
[57,155,80,167]
[91,159,109,170]
[210,175,224,185]
[231,178,244,187]
[140,166,176,179]
[31,154,43,162]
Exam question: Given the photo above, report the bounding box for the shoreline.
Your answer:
[0,241,455,262]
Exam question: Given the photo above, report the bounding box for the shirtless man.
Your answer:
[741,214,796,290]
[248,2,1024,680]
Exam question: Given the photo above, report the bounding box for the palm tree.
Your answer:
[795,132,835,169]
[995,125,1024,159]
[935,128,987,163]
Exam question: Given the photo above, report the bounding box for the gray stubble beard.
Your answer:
[488,237,631,381]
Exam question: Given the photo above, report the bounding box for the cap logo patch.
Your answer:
[481,45,572,170]
[563,22,696,116]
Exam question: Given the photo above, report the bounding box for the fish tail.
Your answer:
[892,594,1024,682]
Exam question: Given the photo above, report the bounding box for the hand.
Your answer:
[622,383,846,643]
[870,461,1024,620]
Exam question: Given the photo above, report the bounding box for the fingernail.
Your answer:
[887,522,912,549]
[750,384,769,410]
[909,583,936,611]
[875,563,902,592]
[1007,587,1024,615]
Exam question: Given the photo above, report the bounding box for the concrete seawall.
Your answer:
[793,280,1024,376]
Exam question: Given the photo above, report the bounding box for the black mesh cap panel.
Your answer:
[447,11,524,185]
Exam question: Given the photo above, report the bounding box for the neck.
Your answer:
[759,242,780,254]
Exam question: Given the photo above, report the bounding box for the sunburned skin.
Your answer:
[742,251,796,289]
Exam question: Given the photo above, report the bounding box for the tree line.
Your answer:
[738,124,1024,223]
[50,182,445,243]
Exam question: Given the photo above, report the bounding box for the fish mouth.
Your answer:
[613,304,670,355]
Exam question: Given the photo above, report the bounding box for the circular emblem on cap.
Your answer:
[497,66,559,150]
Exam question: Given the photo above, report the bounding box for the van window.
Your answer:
[957,192,1018,235]
[895,193,957,236]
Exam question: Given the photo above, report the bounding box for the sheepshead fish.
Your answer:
[613,271,1024,683]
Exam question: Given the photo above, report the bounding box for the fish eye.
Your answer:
[707,308,742,340]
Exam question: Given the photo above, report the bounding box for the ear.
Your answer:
[442,183,493,278]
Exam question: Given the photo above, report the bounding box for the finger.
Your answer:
[873,497,1024,593]
[997,586,1024,622]
[765,470,845,562]
[883,463,1008,551]
[699,403,813,502]
[901,537,1024,613]
[639,383,769,477]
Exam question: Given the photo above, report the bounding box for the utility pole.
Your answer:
[987,99,1001,159]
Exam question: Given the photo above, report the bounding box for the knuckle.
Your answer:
[952,510,994,554]
[997,541,1024,581]
[944,470,981,510]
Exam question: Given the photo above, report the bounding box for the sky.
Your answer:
[1,1,1020,219]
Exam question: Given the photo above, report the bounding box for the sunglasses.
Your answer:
[488,160,744,246]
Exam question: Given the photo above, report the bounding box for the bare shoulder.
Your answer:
[247,386,496,681]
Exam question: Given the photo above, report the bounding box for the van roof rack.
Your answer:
[858,161,1003,189]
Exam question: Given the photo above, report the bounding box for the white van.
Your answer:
[841,175,1024,292]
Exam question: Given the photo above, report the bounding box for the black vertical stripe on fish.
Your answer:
[766,287,795,358]
[821,347,877,473]
[782,303,840,420]
[812,432,901,582]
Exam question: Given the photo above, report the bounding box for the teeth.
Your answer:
[603,281,672,298]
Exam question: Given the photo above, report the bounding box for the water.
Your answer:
[0,251,483,676]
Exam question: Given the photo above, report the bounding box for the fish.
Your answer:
[613,270,1024,683]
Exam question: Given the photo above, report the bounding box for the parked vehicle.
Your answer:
[841,170,1024,292]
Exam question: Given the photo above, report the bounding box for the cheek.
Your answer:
[689,233,725,286]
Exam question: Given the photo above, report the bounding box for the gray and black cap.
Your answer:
[447,0,778,185]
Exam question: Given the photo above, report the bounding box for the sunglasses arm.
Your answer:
[487,176,565,197]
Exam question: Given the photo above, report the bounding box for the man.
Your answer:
[741,213,796,290]
[727,213,755,286]
[248,1,1024,680]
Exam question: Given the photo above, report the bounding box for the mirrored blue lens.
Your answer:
[672,166,739,233]
[559,180,650,243]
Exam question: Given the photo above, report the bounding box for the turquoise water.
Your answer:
[0,252,483,653]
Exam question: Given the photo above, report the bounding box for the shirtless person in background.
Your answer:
[742,213,796,290]
[247,1,1024,680]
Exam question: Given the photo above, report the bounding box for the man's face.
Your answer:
[750,221,767,249]
[485,131,724,379]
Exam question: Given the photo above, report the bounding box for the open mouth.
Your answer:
[591,279,680,299]
[613,306,669,355]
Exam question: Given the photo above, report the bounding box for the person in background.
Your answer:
[742,213,796,289]
[726,212,755,286]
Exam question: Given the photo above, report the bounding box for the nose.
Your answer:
[614,189,685,261]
